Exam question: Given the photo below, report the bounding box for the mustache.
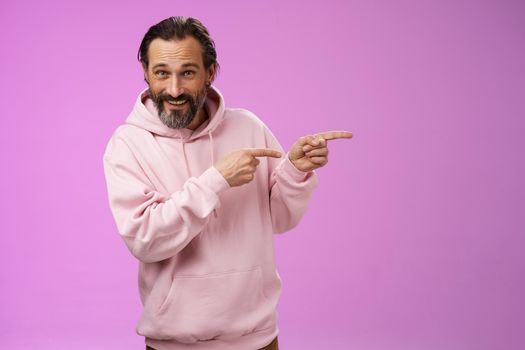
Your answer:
[157,93,194,103]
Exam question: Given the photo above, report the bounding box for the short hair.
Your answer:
[138,16,219,71]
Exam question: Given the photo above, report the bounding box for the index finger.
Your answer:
[244,148,283,158]
[314,131,353,140]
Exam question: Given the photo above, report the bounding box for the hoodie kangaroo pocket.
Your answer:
[152,266,273,343]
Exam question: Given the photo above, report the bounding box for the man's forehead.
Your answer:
[148,37,204,68]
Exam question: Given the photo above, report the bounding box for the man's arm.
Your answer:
[103,136,229,264]
[266,129,353,233]
[263,127,318,233]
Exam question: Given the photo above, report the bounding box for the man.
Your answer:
[103,16,352,350]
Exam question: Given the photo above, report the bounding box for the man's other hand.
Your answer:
[288,131,353,172]
[215,148,282,187]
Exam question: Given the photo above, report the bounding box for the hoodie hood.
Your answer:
[125,85,225,142]
[125,85,225,185]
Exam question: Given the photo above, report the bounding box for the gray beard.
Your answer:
[150,86,208,129]
[158,105,195,129]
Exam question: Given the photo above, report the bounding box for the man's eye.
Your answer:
[155,71,168,77]
[183,71,195,77]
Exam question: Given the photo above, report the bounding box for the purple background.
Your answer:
[1,0,524,349]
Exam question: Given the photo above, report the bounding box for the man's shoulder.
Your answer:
[103,123,150,158]
[223,107,268,130]
[110,123,150,141]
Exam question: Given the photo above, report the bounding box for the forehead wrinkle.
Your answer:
[148,38,204,69]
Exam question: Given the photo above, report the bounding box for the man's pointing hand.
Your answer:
[215,148,282,187]
[288,131,353,172]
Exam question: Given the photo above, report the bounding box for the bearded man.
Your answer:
[103,16,352,350]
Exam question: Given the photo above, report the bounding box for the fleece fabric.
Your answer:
[103,85,318,350]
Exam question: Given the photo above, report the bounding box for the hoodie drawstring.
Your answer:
[209,131,218,218]
[180,134,217,219]
[208,131,215,165]
[181,141,191,180]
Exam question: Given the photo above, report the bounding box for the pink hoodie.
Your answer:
[103,86,317,350]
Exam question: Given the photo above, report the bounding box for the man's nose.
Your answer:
[166,77,184,97]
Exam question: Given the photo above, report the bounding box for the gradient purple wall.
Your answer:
[1,0,524,349]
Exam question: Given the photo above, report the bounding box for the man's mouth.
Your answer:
[166,99,188,106]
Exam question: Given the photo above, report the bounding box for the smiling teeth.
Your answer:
[168,100,186,105]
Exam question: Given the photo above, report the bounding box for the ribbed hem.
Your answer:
[198,166,230,194]
[144,325,278,350]
[281,154,314,182]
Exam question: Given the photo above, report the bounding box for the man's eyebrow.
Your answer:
[151,63,168,70]
[181,62,199,69]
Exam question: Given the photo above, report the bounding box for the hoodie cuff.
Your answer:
[282,154,314,182]
[199,166,231,194]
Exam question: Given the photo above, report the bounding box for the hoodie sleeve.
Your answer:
[103,136,230,263]
[264,127,318,233]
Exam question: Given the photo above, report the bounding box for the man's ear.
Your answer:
[206,63,217,85]
[141,62,149,84]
